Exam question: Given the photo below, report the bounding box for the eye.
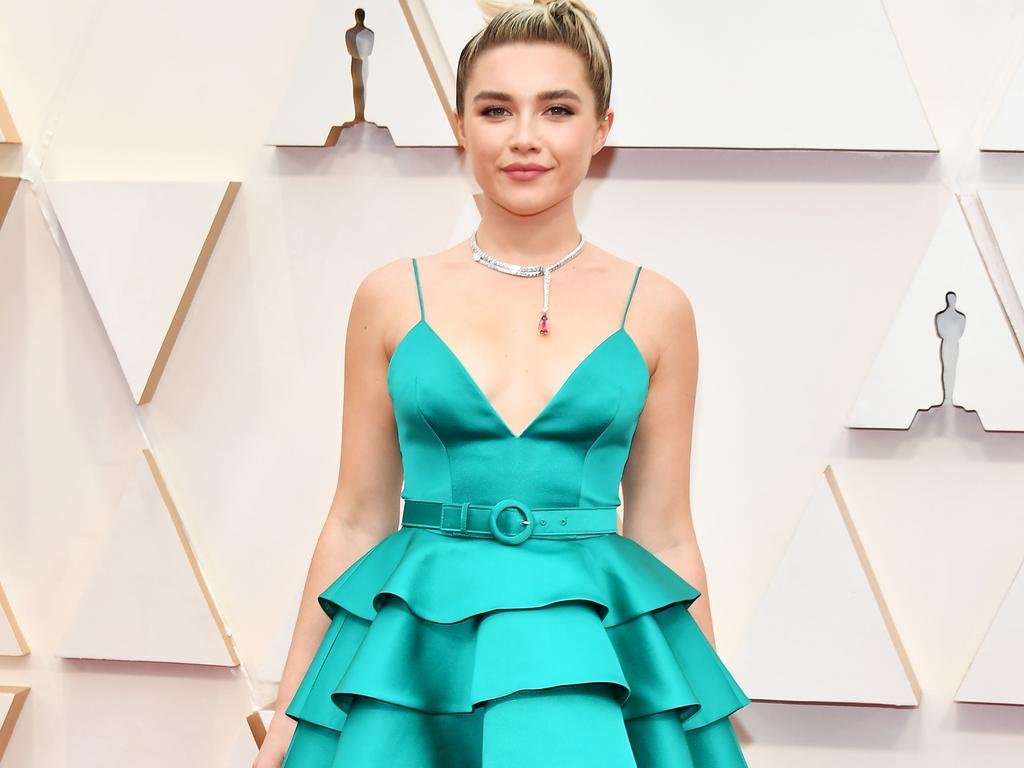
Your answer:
[480,104,575,118]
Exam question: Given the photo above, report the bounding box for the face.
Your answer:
[454,42,614,217]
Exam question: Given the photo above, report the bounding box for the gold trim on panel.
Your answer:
[0,177,19,230]
[143,448,241,665]
[824,464,922,703]
[0,686,29,759]
[139,180,241,405]
[0,584,29,656]
[400,0,460,144]
[0,91,20,144]
[246,710,269,749]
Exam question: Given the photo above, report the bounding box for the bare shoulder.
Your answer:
[587,245,693,323]
[607,258,696,377]
[344,257,401,336]
[634,264,695,329]
[354,255,414,307]
[349,252,451,356]
[640,266,697,382]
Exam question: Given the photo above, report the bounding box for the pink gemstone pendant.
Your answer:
[538,312,549,335]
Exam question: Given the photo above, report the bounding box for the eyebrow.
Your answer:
[472,89,582,103]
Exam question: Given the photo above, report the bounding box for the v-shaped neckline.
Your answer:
[389,319,645,440]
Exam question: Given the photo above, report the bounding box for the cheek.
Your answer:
[551,137,593,178]
[467,134,501,171]
[553,126,595,162]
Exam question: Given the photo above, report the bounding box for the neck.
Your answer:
[474,197,582,266]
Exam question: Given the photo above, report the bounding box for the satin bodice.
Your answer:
[386,259,649,510]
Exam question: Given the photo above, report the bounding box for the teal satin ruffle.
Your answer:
[282,526,750,767]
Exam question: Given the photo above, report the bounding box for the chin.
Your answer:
[502,201,562,217]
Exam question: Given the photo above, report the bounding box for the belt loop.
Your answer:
[459,501,469,533]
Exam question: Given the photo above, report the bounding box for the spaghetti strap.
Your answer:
[411,257,425,321]
[621,265,642,328]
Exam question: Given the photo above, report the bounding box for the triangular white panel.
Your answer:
[0,583,29,656]
[0,686,29,760]
[266,0,453,147]
[956,557,1024,705]
[46,180,239,405]
[424,0,936,150]
[0,90,19,144]
[254,600,299,695]
[731,466,920,706]
[847,197,1024,431]
[448,193,482,246]
[58,448,238,666]
[978,188,1024,328]
[225,710,274,767]
[981,54,1024,151]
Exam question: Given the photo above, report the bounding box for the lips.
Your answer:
[502,163,550,172]
[502,163,551,181]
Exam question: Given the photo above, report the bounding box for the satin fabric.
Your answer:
[281,260,750,766]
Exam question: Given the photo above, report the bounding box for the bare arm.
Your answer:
[259,264,407,760]
[620,275,717,648]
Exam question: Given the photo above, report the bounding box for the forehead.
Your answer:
[468,42,588,94]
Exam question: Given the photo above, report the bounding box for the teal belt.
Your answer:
[401,498,619,546]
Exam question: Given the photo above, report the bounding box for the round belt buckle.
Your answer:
[488,498,534,545]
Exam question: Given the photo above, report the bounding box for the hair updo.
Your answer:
[456,0,613,120]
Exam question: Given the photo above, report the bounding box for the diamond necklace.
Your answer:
[469,230,586,335]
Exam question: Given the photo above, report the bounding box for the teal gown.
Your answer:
[281,259,751,766]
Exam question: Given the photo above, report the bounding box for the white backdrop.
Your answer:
[2,0,1024,765]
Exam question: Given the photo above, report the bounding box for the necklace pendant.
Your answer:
[469,231,586,339]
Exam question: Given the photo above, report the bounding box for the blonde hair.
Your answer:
[456,0,612,119]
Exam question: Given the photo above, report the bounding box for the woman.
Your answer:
[258,1,750,766]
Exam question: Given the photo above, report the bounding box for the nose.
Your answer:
[509,113,541,152]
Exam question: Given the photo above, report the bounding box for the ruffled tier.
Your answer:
[282,527,750,767]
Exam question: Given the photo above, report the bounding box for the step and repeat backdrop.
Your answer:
[2,0,1024,765]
